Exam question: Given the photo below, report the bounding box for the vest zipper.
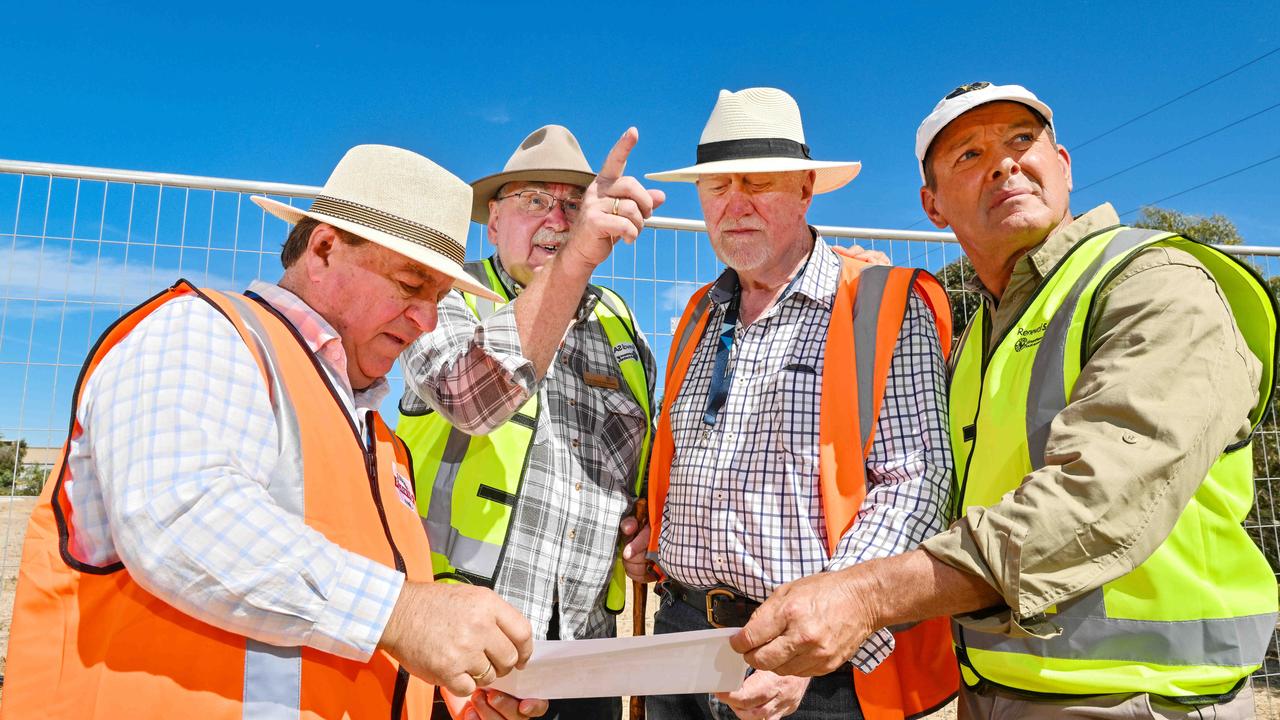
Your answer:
[363,411,410,719]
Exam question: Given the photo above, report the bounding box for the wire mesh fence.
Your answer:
[0,160,1277,710]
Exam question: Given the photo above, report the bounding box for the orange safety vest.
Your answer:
[647,251,960,720]
[3,281,435,720]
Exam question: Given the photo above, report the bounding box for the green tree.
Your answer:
[1132,206,1244,246]
[0,434,43,496]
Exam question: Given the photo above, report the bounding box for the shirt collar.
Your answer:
[707,228,838,310]
[963,203,1123,298]
[246,281,389,410]
[490,253,598,320]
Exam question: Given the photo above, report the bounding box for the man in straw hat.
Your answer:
[732,82,1277,718]
[398,125,663,720]
[4,144,549,720]
[624,87,959,719]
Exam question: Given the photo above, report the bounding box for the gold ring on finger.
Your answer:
[611,197,621,215]
[469,661,495,684]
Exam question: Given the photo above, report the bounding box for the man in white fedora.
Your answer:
[623,88,958,719]
[732,82,1276,719]
[5,144,549,720]
[398,124,663,720]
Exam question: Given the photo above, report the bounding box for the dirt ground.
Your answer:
[3,497,1280,719]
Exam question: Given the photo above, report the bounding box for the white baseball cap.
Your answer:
[915,82,1054,183]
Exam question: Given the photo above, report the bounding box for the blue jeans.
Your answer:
[645,590,862,720]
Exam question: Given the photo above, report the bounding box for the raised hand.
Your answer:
[563,127,666,273]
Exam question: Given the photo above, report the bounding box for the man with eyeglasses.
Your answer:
[731,82,1276,718]
[398,125,663,720]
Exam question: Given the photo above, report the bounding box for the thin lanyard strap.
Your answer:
[702,269,803,427]
[702,293,740,427]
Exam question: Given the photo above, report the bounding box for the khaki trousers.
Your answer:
[958,682,1255,719]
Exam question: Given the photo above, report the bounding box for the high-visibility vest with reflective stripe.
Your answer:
[646,251,960,720]
[2,281,435,720]
[397,258,653,613]
[949,227,1279,698]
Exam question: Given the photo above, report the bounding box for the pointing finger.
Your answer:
[597,127,639,182]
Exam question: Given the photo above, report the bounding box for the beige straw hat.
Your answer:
[646,87,860,194]
[252,144,499,301]
[469,125,597,223]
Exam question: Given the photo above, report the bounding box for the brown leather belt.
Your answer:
[659,579,760,628]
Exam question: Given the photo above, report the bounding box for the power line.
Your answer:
[1119,150,1280,216]
[1075,46,1280,151]
[1077,100,1280,192]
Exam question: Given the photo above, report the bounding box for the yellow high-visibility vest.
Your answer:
[398,258,652,613]
[950,226,1279,698]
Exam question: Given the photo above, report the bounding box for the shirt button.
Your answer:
[1122,431,1139,444]
[569,399,577,407]
[575,482,583,491]
[714,491,726,501]
[571,438,580,448]
[568,528,577,540]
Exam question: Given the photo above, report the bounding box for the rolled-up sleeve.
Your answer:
[923,247,1261,637]
[400,290,539,435]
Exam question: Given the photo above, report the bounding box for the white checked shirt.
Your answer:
[63,281,404,661]
[657,238,952,672]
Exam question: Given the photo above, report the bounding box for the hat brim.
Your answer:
[469,168,597,223]
[645,159,861,194]
[251,196,501,302]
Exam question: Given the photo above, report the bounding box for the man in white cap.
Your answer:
[626,87,958,719]
[733,82,1277,718]
[4,144,552,720]
[397,125,663,720]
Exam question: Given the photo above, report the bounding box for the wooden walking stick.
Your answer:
[629,497,649,720]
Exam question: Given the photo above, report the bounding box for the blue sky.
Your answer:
[3,1,1278,238]
[2,1,1279,446]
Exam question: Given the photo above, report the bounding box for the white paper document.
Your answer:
[488,627,748,699]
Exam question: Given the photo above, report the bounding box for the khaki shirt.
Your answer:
[922,203,1262,637]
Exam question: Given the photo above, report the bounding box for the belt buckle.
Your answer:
[705,587,735,628]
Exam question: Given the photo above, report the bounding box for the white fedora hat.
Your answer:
[646,87,860,194]
[252,144,499,301]
[469,125,596,223]
[915,82,1054,183]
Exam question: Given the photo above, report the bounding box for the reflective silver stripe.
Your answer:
[964,610,1276,668]
[221,295,304,719]
[424,426,473,562]
[243,639,302,720]
[852,266,893,448]
[442,531,503,577]
[1025,229,1164,465]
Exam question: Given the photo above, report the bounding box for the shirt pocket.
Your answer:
[594,387,647,492]
[773,366,820,460]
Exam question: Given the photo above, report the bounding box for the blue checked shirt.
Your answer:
[657,238,952,672]
[63,281,404,661]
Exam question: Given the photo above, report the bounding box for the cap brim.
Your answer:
[645,159,861,194]
[469,168,597,223]
[250,196,500,302]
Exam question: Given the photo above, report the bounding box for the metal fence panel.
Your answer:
[1,160,1277,711]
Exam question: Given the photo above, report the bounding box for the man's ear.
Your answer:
[920,186,950,230]
[302,223,342,280]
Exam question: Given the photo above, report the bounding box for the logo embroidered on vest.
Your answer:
[613,342,639,364]
[1014,322,1047,352]
[393,463,416,510]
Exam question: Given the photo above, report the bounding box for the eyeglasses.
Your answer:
[944,81,992,99]
[495,190,583,221]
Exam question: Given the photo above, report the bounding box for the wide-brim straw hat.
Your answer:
[469,125,597,223]
[252,144,499,301]
[646,88,860,194]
